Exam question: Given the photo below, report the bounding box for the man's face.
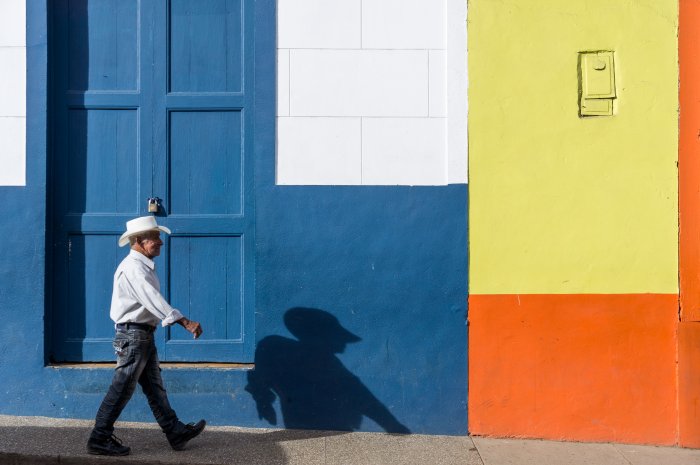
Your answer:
[139,231,163,258]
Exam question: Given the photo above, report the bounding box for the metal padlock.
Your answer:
[147,197,159,213]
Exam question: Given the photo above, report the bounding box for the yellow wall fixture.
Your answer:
[579,51,616,116]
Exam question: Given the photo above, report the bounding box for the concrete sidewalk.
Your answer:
[0,415,698,465]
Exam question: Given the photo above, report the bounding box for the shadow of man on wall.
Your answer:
[245,307,410,434]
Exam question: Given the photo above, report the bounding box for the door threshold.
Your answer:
[48,362,254,370]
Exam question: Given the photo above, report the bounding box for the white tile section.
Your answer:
[275,0,467,185]
[362,118,446,185]
[277,50,290,117]
[277,117,362,185]
[429,50,447,117]
[0,1,26,186]
[446,0,468,184]
[0,47,26,117]
[0,117,26,186]
[290,49,428,117]
[278,0,361,49]
[362,0,445,50]
[0,0,25,47]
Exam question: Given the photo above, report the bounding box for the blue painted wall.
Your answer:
[0,0,468,435]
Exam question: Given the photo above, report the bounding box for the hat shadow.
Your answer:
[245,307,410,434]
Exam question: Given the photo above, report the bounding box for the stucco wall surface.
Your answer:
[680,0,700,323]
[467,0,681,446]
[468,0,678,294]
[469,294,678,444]
[679,321,700,447]
[678,0,700,447]
[0,0,469,436]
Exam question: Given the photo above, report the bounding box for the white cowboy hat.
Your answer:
[118,216,172,247]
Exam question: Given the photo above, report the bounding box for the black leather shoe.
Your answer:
[87,434,131,456]
[168,419,206,451]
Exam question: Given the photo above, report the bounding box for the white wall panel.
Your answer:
[0,0,26,187]
[0,117,26,186]
[429,50,447,117]
[276,0,467,186]
[290,49,428,117]
[0,0,25,47]
[278,0,361,49]
[277,49,290,116]
[447,0,468,184]
[362,0,445,50]
[0,47,26,117]
[362,118,446,185]
[277,117,361,185]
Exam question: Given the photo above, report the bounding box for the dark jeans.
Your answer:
[91,328,182,440]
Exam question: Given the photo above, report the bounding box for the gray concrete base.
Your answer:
[1,415,699,465]
[0,415,480,465]
[472,437,700,465]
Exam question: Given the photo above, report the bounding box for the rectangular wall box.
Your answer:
[579,51,616,116]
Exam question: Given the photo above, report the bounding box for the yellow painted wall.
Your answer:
[468,0,679,294]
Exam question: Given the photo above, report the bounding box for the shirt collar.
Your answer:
[129,249,155,270]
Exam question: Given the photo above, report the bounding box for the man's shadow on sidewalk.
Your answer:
[246,308,411,434]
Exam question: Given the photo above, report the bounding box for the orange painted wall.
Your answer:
[680,0,700,323]
[679,0,700,448]
[468,294,678,445]
[679,322,700,447]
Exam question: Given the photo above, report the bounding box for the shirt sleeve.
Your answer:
[122,269,184,327]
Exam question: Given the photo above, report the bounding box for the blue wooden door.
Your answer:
[50,0,256,363]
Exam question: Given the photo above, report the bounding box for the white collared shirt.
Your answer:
[110,250,184,327]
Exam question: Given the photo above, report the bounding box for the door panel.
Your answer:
[169,0,244,93]
[169,111,242,215]
[60,234,122,360]
[156,0,255,361]
[67,109,138,214]
[51,0,256,362]
[66,234,121,339]
[67,0,139,92]
[167,236,244,360]
[51,0,148,362]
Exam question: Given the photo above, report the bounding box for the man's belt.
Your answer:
[116,322,156,332]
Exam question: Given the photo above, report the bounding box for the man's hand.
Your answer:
[178,317,203,339]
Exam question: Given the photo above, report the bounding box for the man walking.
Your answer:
[87,216,206,456]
